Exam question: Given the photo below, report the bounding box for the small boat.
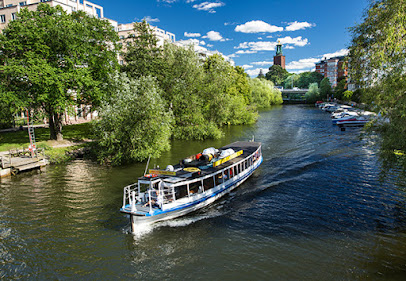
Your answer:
[336,117,369,127]
[120,141,262,232]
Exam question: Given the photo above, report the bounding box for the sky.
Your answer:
[93,0,369,76]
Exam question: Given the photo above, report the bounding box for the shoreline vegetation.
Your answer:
[0,6,283,166]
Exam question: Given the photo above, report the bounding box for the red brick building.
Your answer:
[273,41,286,69]
[315,56,348,87]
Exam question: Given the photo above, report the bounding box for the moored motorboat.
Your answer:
[336,117,369,127]
[120,141,262,233]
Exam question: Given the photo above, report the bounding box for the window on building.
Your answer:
[19,1,27,6]
[0,15,6,23]
[12,13,17,20]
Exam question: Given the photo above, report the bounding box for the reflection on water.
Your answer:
[1,105,406,280]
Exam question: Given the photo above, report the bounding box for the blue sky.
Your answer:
[94,0,368,76]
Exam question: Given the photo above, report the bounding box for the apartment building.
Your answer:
[117,22,176,65]
[315,56,347,87]
[0,0,118,31]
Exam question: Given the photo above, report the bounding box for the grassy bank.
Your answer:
[0,123,95,163]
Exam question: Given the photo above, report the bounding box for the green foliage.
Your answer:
[122,20,164,79]
[319,78,332,99]
[249,78,283,108]
[297,71,324,88]
[94,73,173,165]
[284,71,324,89]
[283,74,299,89]
[349,0,406,170]
[265,65,289,86]
[203,54,257,126]
[0,4,119,140]
[305,83,321,103]
[334,78,347,100]
[342,90,353,102]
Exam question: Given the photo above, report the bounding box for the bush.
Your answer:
[94,73,173,165]
[305,83,320,103]
[250,78,283,108]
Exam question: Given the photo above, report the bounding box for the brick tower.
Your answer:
[273,41,286,69]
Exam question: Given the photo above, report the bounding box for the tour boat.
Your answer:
[120,141,263,233]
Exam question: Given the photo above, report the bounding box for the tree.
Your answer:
[0,4,119,140]
[305,83,320,103]
[284,74,299,89]
[342,90,353,102]
[94,73,173,165]
[122,20,164,79]
[319,78,332,99]
[265,65,289,85]
[296,71,325,88]
[334,78,347,100]
[249,78,283,108]
[349,0,406,163]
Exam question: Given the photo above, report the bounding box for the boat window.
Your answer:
[139,183,150,193]
[235,164,239,174]
[215,172,223,185]
[175,185,188,200]
[224,168,233,180]
[203,177,215,190]
[189,181,201,195]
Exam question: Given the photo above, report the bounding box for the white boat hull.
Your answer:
[129,155,263,232]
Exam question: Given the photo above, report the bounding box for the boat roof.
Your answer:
[139,141,261,183]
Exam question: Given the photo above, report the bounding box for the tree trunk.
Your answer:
[49,112,63,141]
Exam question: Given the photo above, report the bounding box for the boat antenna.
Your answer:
[144,155,151,176]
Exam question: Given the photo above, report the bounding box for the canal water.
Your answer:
[1,105,406,280]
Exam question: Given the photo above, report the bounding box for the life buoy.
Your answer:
[144,173,158,178]
[184,167,201,173]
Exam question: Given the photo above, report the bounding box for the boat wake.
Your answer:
[126,211,224,239]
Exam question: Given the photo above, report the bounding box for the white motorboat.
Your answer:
[120,141,262,233]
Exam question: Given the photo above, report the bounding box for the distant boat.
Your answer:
[120,141,262,233]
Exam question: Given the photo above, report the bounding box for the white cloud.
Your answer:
[321,49,349,59]
[236,41,277,51]
[143,16,160,23]
[207,44,214,47]
[285,49,349,72]
[193,2,225,13]
[202,31,227,41]
[252,61,273,65]
[184,32,201,37]
[235,50,258,54]
[285,58,320,70]
[285,21,315,31]
[224,22,238,26]
[235,20,283,33]
[235,36,308,53]
[246,68,263,77]
[242,64,253,69]
[278,36,308,47]
[176,38,203,46]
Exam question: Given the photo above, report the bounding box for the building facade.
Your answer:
[315,56,347,87]
[273,41,286,69]
[0,0,119,31]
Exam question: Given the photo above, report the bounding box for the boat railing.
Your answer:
[123,183,138,211]
[123,183,174,212]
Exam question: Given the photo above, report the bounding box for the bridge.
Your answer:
[281,88,308,103]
